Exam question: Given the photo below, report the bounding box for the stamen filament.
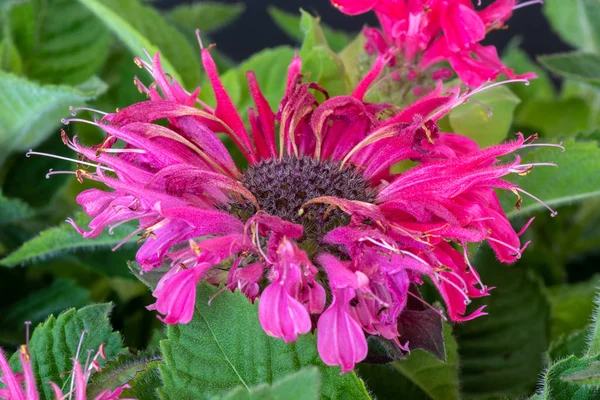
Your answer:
[69,106,107,116]
[26,150,115,172]
[515,187,558,217]
[513,0,544,11]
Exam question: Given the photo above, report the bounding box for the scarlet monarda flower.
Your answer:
[31,36,561,372]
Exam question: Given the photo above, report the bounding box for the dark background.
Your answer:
[154,0,571,61]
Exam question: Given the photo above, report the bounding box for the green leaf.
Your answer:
[543,0,600,52]
[455,246,551,398]
[561,361,600,386]
[299,10,350,97]
[88,352,162,398]
[218,367,320,400]
[3,278,90,326]
[389,322,459,400]
[561,80,600,132]
[0,72,105,160]
[357,363,430,400]
[0,190,33,225]
[547,329,589,363]
[24,0,111,85]
[448,85,521,147]
[268,7,350,52]
[515,98,591,137]
[167,2,245,34]
[339,33,368,90]
[539,52,600,84]
[503,140,600,219]
[0,212,135,267]
[10,303,126,400]
[537,355,600,399]
[159,284,371,399]
[0,37,23,74]
[121,360,163,400]
[586,290,600,357]
[548,277,600,340]
[78,0,202,87]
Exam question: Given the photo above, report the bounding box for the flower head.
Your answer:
[331,0,540,88]
[38,34,563,372]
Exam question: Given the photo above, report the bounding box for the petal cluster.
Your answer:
[0,344,131,400]
[54,41,559,373]
[332,0,538,86]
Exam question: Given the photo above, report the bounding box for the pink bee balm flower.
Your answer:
[33,33,562,373]
[0,342,132,400]
[331,0,541,87]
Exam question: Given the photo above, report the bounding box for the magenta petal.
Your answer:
[258,280,311,342]
[317,288,368,373]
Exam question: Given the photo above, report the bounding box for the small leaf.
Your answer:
[548,276,600,341]
[159,284,371,399]
[268,7,350,52]
[78,0,202,87]
[455,246,551,398]
[10,303,126,400]
[339,33,368,90]
[167,2,245,34]
[0,190,33,225]
[539,52,600,84]
[448,85,521,147]
[502,140,600,219]
[543,0,600,52]
[0,72,105,160]
[218,367,320,400]
[299,10,350,97]
[88,352,162,398]
[547,329,589,363]
[0,212,135,268]
[3,279,90,327]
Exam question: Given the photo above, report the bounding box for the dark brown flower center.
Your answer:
[238,156,375,255]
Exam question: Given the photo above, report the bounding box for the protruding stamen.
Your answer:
[46,169,77,179]
[436,272,472,304]
[521,141,565,152]
[26,150,115,172]
[61,117,98,126]
[513,0,544,11]
[515,187,558,217]
[462,245,487,294]
[69,106,107,117]
[509,162,558,175]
